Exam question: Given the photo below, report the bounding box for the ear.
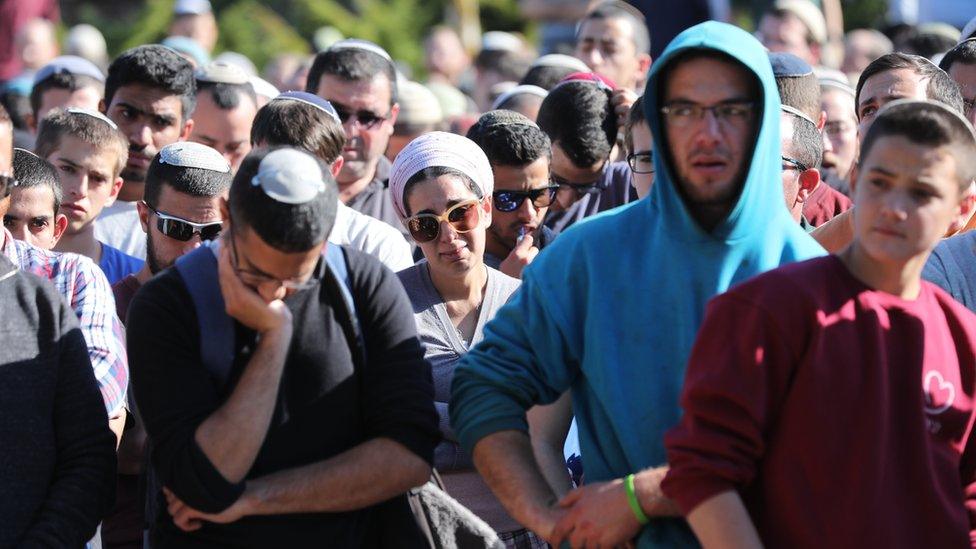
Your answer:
[99,99,107,114]
[385,103,400,133]
[180,118,195,141]
[847,162,859,196]
[330,155,344,179]
[797,168,820,203]
[105,175,125,207]
[25,113,36,134]
[51,213,68,245]
[636,54,652,82]
[948,181,976,236]
[219,197,231,227]
[817,110,826,132]
[480,195,493,227]
[136,200,151,233]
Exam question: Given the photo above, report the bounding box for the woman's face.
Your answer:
[405,174,491,277]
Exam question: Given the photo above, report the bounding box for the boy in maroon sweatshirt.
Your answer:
[662,99,976,548]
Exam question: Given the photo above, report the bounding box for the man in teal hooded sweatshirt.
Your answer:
[450,21,825,548]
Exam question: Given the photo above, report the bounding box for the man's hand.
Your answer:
[612,89,639,128]
[217,244,292,334]
[550,479,643,548]
[164,487,253,532]
[499,233,539,279]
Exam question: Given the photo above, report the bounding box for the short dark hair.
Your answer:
[229,148,338,252]
[144,153,233,208]
[305,48,398,105]
[578,1,651,55]
[856,53,964,118]
[624,95,646,154]
[34,109,130,178]
[520,65,577,90]
[906,31,958,60]
[250,99,346,164]
[104,45,197,123]
[13,149,62,213]
[196,81,257,110]
[537,81,617,168]
[860,102,976,191]
[474,50,532,83]
[939,39,976,73]
[30,72,104,117]
[784,112,823,170]
[402,166,481,217]
[467,115,551,168]
[775,73,821,123]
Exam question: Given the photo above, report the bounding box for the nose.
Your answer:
[129,124,152,148]
[343,118,362,140]
[879,191,910,222]
[180,234,204,254]
[692,110,723,146]
[821,128,833,155]
[257,280,287,303]
[437,219,457,244]
[65,173,88,198]
[517,196,537,222]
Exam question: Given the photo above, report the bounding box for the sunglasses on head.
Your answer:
[403,199,483,243]
[145,202,223,242]
[492,185,558,213]
[331,102,389,129]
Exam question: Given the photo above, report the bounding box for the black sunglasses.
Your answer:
[0,174,17,199]
[492,186,558,213]
[145,202,223,242]
[331,102,389,129]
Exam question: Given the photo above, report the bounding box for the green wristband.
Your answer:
[625,474,650,525]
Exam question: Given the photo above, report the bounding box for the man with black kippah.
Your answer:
[127,146,438,547]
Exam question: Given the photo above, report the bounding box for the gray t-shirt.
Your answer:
[396,261,520,470]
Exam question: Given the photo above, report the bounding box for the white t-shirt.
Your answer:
[94,200,146,260]
[329,202,413,272]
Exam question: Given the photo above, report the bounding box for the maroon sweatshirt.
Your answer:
[663,255,976,548]
[803,182,852,227]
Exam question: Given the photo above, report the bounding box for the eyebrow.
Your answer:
[866,166,896,177]
[664,97,754,105]
[115,101,178,125]
[56,156,109,179]
[416,198,475,216]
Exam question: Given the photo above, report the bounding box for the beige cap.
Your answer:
[397,81,443,125]
[773,0,827,45]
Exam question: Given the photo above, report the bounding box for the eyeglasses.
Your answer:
[781,156,809,173]
[331,101,390,130]
[227,226,318,291]
[660,101,755,128]
[627,152,654,174]
[0,174,17,199]
[145,202,223,242]
[492,186,558,213]
[403,199,483,243]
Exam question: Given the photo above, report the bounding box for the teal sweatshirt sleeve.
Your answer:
[450,259,582,454]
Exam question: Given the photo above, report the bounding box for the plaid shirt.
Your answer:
[2,230,128,416]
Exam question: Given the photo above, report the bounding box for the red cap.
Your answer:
[556,71,617,91]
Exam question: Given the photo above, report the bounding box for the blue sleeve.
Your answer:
[450,259,582,454]
[923,248,955,299]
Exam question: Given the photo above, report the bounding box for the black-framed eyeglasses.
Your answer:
[0,174,17,199]
[660,101,755,128]
[145,202,223,242]
[492,186,558,213]
[781,156,809,173]
[331,101,390,130]
[226,224,319,291]
[627,152,654,174]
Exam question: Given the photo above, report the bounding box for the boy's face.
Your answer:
[31,85,102,132]
[853,135,967,264]
[3,185,67,249]
[45,135,124,234]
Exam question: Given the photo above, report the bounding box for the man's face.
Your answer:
[105,83,192,196]
[856,68,928,139]
[32,85,103,131]
[315,74,398,188]
[0,122,11,219]
[821,87,858,180]
[45,135,123,234]
[550,141,606,210]
[629,120,654,199]
[663,56,757,210]
[948,62,976,126]
[169,13,218,52]
[842,31,881,76]
[140,184,223,274]
[758,13,818,65]
[426,29,468,81]
[3,186,66,249]
[575,17,644,91]
[488,156,552,251]
[188,90,256,173]
[854,135,966,264]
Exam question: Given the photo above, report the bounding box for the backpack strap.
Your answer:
[324,244,366,372]
[174,244,236,388]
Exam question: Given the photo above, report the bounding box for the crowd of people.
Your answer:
[3,0,976,547]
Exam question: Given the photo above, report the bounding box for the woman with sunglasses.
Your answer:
[391,133,546,548]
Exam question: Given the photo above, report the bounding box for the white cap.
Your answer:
[272,91,341,124]
[327,39,393,62]
[213,52,258,77]
[481,31,522,53]
[195,61,250,85]
[65,108,118,130]
[530,54,589,73]
[174,0,212,15]
[251,149,326,204]
[158,142,231,173]
[249,76,280,100]
[492,84,548,109]
[397,81,444,125]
